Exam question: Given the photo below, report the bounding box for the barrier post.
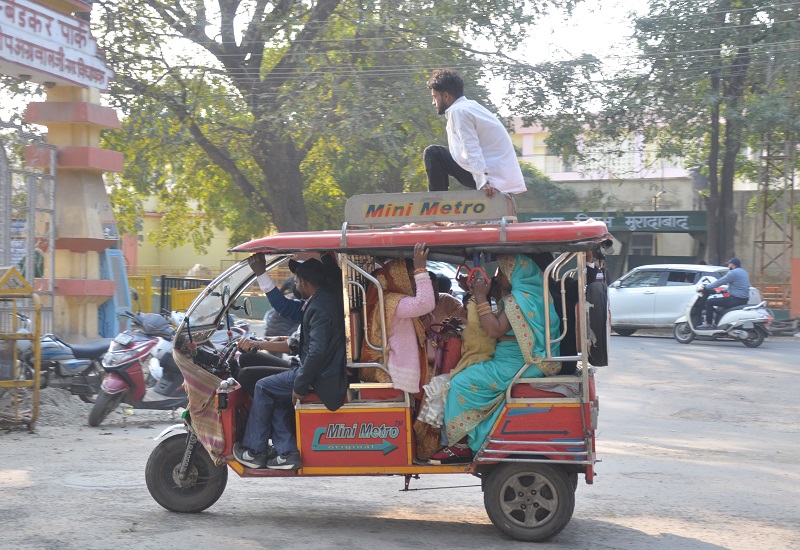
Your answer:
[0,267,42,429]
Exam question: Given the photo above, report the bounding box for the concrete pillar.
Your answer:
[24,87,122,341]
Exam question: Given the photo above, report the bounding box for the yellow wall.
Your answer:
[134,214,248,272]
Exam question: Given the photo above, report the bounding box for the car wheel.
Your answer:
[613,328,637,336]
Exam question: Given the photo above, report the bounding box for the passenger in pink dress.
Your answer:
[360,243,435,393]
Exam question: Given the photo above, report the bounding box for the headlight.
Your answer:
[103,342,151,367]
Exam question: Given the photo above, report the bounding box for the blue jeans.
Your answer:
[241,369,298,455]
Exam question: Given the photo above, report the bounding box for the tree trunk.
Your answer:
[706,91,722,265]
[251,131,309,232]
[720,117,741,262]
[718,41,752,262]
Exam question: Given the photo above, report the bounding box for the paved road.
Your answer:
[1,333,799,549]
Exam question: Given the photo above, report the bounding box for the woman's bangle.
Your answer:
[476,302,492,316]
[413,268,427,276]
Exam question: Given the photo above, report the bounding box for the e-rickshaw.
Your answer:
[145,191,612,542]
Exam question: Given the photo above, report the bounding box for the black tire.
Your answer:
[145,433,228,513]
[79,364,105,404]
[567,471,579,492]
[613,328,637,336]
[23,362,48,389]
[484,463,575,542]
[742,327,765,348]
[88,390,124,426]
[673,322,695,344]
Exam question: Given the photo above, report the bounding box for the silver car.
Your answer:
[609,264,762,335]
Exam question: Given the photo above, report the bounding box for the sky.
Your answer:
[486,0,644,111]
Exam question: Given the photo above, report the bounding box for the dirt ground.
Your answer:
[1,333,799,549]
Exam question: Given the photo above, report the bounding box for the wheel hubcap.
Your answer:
[171,463,199,488]
[500,473,558,527]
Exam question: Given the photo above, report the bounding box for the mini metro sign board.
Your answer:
[344,191,516,226]
[298,408,410,468]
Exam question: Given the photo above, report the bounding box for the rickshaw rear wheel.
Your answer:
[484,463,575,542]
[145,433,228,513]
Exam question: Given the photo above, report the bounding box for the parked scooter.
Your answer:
[88,312,185,427]
[15,313,111,403]
[673,279,772,347]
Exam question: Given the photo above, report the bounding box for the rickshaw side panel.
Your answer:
[493,404,585,448]
[218,387,249,458]
[296,407,412,468]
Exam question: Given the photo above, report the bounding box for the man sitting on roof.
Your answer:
[424,68,527,198]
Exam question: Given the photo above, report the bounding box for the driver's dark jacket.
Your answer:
[293,287,348,411]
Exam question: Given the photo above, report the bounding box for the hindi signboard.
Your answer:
[0,0,113,89]
[518,210,707,233]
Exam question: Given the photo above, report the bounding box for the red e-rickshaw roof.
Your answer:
[231,220,611,255]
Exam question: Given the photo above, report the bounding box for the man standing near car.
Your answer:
[233,258,348,470]
[701,258,751,328]
[424,68,526,197]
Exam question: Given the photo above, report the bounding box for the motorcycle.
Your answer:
[15,312,111,403]
[88,312,185,427]
[673,279,772,347]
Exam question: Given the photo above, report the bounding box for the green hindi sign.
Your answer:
[517,211,707,233]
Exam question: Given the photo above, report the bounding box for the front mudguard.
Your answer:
[100,372,129,395]
[154,423,188,442]
[674,315,688,324]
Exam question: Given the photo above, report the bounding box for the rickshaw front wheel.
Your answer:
[145,433,228,513]
[484,463,575,542]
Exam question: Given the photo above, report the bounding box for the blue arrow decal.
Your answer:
[311,427,398,455]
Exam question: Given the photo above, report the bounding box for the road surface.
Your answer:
[1,333,798,549]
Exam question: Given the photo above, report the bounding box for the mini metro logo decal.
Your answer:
[311,423,400,455]
[364,200,487,219]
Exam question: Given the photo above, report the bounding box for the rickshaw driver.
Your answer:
[233,259,348,470]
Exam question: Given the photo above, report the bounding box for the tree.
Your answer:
[520,163,578,211]
[503,0,799,265]
[92,0,574,245]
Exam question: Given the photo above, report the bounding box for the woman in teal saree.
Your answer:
[431,254,561,464]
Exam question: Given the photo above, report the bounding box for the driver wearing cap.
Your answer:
[234,257,347,470]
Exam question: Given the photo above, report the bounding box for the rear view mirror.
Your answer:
[240,297,252,317]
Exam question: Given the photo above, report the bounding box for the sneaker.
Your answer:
[428,445,473,465]
[266,450,302,470]
[233,442,269,469]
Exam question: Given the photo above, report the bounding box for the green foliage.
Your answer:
[505,0,800,263]
[520,163,577,210]
[91,0,576,250]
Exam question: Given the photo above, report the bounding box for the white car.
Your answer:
[609,264,762,335]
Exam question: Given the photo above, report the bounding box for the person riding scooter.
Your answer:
[700,257,750,329]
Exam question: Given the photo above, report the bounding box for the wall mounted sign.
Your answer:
[0,0,113,89]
